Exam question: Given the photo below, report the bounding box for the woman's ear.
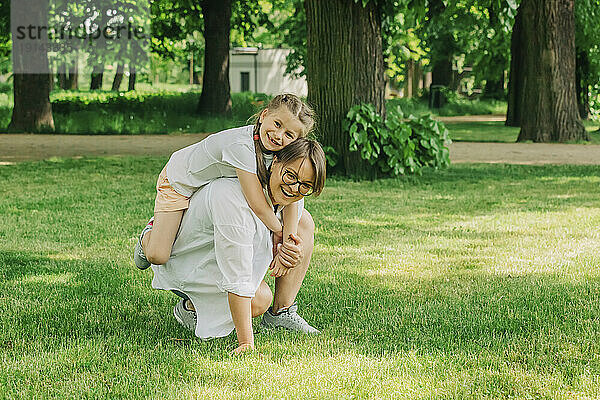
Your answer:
[259,108,269,123]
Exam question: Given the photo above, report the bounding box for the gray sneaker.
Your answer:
[261,303,320,334]
[133,219,153,270]
[173,299,197,333]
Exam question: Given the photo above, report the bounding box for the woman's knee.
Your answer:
[252,281,273,317]
[298,210,315,238]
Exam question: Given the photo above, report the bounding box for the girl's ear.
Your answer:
[259,108,269,123]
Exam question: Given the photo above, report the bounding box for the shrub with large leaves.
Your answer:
[343,103,451,176]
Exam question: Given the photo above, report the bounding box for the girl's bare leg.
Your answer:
[272,210,314,311]
[142,211,184,265]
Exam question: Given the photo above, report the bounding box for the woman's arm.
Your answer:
[228,292,254,354]
[236,169,283,235]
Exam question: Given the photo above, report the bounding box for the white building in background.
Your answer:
[229,47,307,96]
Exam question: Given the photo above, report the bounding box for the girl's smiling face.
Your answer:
[258,107,306,152]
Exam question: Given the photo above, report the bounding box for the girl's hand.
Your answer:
[270,254,290,277]
[277,233,303,269]
[231,343,255,356]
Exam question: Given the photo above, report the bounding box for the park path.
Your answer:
[1,114,599,165]
[2,133,599,165]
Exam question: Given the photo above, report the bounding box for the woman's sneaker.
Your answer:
[133,218,153,270]
[261,303,320,334]
[173,299,197,333]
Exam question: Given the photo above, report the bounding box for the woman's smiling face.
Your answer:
[258,107,306,152]
[268,157,316,206]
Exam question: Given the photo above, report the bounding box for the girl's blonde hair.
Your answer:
[251,94,316,186]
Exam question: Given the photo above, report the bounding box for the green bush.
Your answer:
[231,92,272,121]
[44,90,271,134]
[51,91,199,114]
[343,103,451,176]
[51,91,271,120]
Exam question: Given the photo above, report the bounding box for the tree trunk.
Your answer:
[305,0,385,178]
[517,0,587,142]
[128,65,136,91]
[506,5,525,127]
[9,0,54,132]
[483,55,506,100]
[483,76,505,99]
[58,63,68,90]
[67,59,78,90]
[427,1,454,108]
[483,4,507,100]
[189,53,194,85]
[405,60,414,98]
[48,69,54,92]
[575,49,590,120]
[10,74,55,132]
[197,0,232,115]
[431,59,453,87]
[112,64,125,92]
[90,64,104,90]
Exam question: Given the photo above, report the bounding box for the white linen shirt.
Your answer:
[151,178,303,339]
[165,125,256,197]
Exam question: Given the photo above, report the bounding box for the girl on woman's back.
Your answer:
[134,94,315,277]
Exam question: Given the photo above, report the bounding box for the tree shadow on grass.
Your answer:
[0,250,222,350]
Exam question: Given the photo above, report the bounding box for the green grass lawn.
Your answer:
[1,158,600,399]
[447,120,600,144]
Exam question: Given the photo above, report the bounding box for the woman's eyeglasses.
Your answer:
[281,169,314,196]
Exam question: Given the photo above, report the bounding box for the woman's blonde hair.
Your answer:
[251,94,316,186]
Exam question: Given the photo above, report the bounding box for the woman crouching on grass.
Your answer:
[150,138,326,354]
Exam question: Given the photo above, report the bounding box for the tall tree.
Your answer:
[516,0,586,142]
[425,1,454,91]
[90,64,104,90]
[112,64,125,92]
[9,0,54,132]
[505,4,524,127]
[197,0,233,115]
[574,0,600,120]
[305,0,385,177]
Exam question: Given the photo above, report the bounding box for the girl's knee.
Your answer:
[145,248,170,266]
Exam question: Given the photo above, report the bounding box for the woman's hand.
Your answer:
[277,233,303,269]
[231,343,255,356]
[269,233,303,277]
